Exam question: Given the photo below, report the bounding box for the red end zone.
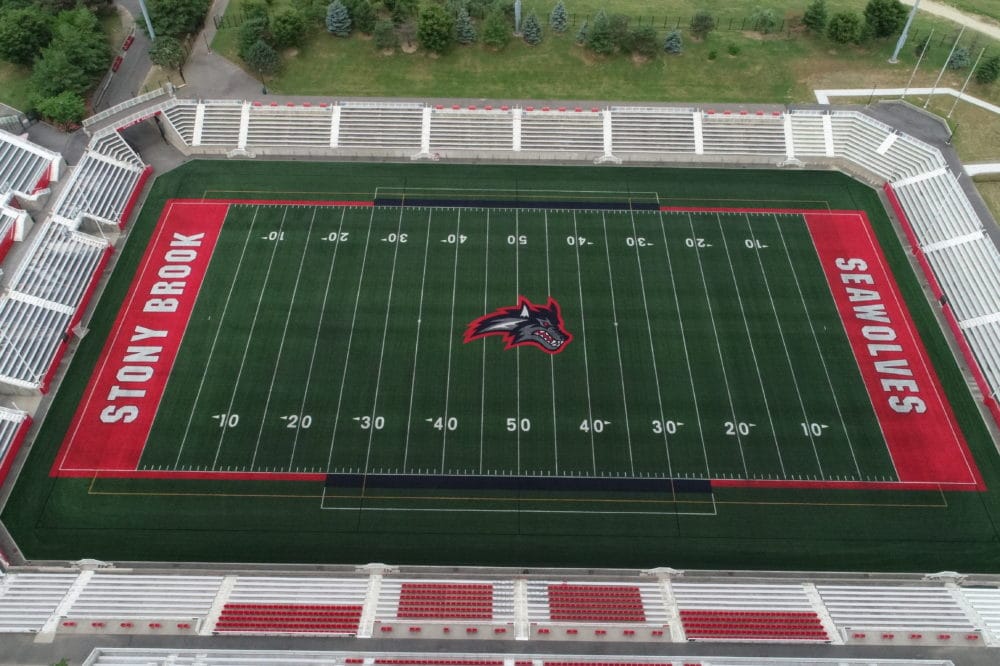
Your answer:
[53,201,230,476]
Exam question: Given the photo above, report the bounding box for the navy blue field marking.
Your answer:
[374,198,660,211]
[325,473,712,494]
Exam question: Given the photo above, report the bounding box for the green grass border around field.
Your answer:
[3,160,999,570]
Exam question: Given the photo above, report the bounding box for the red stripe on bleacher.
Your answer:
[215,602,362,634]
[397,582,494,620]
[547,584,645,623]
[680,609,828,641]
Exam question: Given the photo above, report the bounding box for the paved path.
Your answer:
[815,87,1000,115]
[900,0,1000,40]
[966,162,1000,175]
[179,0,261,99]
[95,2,153,111]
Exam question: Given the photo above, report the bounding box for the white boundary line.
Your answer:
[514,209,521,474]
[287,207,348,471]
[440,210,462,470]
[478,211,489,474]
[600,212,635,475]
[211,206,290,469]
[402,209,434,470]
[714,213,786,478]
[572,211,597,474]
[544,211,559,474]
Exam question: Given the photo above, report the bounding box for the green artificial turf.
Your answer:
[4,160,999,571]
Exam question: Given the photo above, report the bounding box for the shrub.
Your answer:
[707,49,717,59]
[522,12,542,45]
[623,26,657,57]
[149,35,186,71]
[245,38,279,74]
[385,0,418,24]
[270,9,307,48]
[608,13,629,50]
[750,7,778,34]
[549,0,567,33]
[467,0,492,19]
[481,8,510,49]
[826,11,861,44]
[663,29,682,54]
[586,9,613,55]
[144,0,212,38]
[34,91,86,126]
[326,0,351,35]
[575,19,587,43]
[455,7,476,44]
[863,0,907,38]
[913,35,928,56]
[690,10,715,39]
[345,0,377,34]
[417,3,454,53]
[975,54,1000,84]
[243,0,271,23]
[238,16,270,58]
[947,46,971,70]
[727,42,740,55]
[373,17,398,48]
[30,48,90,98]
[802,0,827,33]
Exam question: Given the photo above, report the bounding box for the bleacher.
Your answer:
[701,111,786,156]
[0,295,72,390]
[520,109,603,153]
[0,203,22,262]
[0,572,77,632]
[63,574,223,622]
[430,108,514,152]
[610,107,697,154]
[816,585,976,636]
[51,150,145,227]
[338,103,423,149]
[379,579,514,623]
[0,128,60,199]
[788,112,828,157]
[161,99,198,145]
[0,405,30,482]
[246,103,334,148]
[7,221,109,310]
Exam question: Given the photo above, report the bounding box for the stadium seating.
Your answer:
[430,109,514,152]
[0,128,60,199]
[90,131,144,169]
[788,112,828,157]
[545,584,646,623]
[215,603,363,634]
[161,100,198,145]
[0,295,72,390]
[0,203,22,262]
[0,572,77,632]
[701,111,786,156]
[246,104,333,148]
[7,221,109,310]
[0,405,30,483]
[957,587,1000,644]
[51,150,145,227]
[379,579,514,623]
[816,585,975,632]
[679,610,828,641]
[196,101,244,147]
[63,574,223,621]
[338,103,423,149]
[520,109,603,153]
[610,107,697,154]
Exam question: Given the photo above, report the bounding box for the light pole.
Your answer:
[137,0,156,40]
[925,26,965,109]
[902,27,933,99]
[889,0,921,64]
[948,47,985,118]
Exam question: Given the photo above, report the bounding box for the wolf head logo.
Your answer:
[464,296,572,354]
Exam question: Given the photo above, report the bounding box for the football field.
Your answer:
[6,161,1000,569]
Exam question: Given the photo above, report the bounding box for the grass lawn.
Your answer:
[975,177,1000,219]
[0,62,31,112]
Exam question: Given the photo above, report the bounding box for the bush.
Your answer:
[467,0,492,19]
[608,13,629,51]
[913,35,928,57]
[292,0,329,25]
[417,3,454,53]
[386,0,418,24]
[271,9,307,48]
[481,8,510,49]
[575,19,587,43]
[455,6,476,44]
[947,46,971,70]
[623,26,657,58]
[975,54,1000,85]
[238,17,271,59]
[522,12,541,45]
[149,35,186,71]
[30,48,90,98]
[345,0,376,34]
[863,0,907,38]
[707,49,717,59]
[373,17,398,49]
[326,0,351,35]
[663,29,682,54]
[245,38,279,74]
[750,7,778,34]
[549,0,567,33]
[34,90,86,126]
[145,0,212,38]
[586,9,613,55]
[0,6,53,65]
[802,0,827,33]
[243,0,271,23]
[727,42,740,55]
[690,10,715,39]
[826,11,861,44]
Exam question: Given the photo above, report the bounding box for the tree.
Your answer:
[575,19,587,43]
[245,38,279,74]
[34,91,86,126]
[292,0,329,25]
[947,46,971,70]
[145,0,211,38]
[417,3,454,53]
[51,7,109,77]
[455,7,476,44]
[826,11,861,43]
[243,0,270,22]
[326,0,351,35]
[802,0,827,34]
[385,0,418,24]
[975,54,1000,85]
[522,12,541,45]
[349,0,376,34]
[607,13,629,51]
[624,25,658,58]
[481,8,510,49]
[750,6,777,34]
[549,0,567,33]
[271,9,308,48]
[29,47,90,98]
[0,6,53,65]
[663,29,682,53]
[373,17,398,49]
[239,17,271,59]
[149,35,186,75]
[586,9,613,55]
[690,10,715,39]
[863,0,906,38]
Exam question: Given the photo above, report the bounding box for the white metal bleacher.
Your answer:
[0,406,29,469]
[0,128,60,200]
[51,150,144,226]
[0,295,71,389]
[226,575,368,607]
[701,112,785,156]
[7,221,108,309]
[520,109,603,153]
[610,107,697,154]
[430,109,514,151]
[815,585,975,632]
[0,572,77,632]
[64,574,224,620]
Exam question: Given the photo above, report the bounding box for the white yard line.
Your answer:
[715,214,786,478]
[685,212,749,477]
[250,208,318,469]
[656,211,711,477]
[515,209,521,474]
[440,210,462,471]
[572,211,597,474]
[544,211,559,474]
[174,206,258,467]
[744,214,824,476]
[600,212,635,475]
[479,211,489,474]
[211,206,290,470]
[402,210,434,470]
[287,207,348,471]
[324,203,378,473]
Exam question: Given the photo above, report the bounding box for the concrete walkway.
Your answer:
[966,162,1000,175]
[815,87,1000,115]
[178,0,261,99]
[900,0,1000,40]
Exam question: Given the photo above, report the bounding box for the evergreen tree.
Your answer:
[482,8,511,49]
[270,9,308,48]
[455,7,477,44]
[347,0,376,34]
[245,38,279,74]
[373,18,398,49]
[863,0,906,38]
[326,0,351,36]
[549,0,567,33]
[975,54,1000,85]
[586,9,613,55]
[663,29,682,53]
[826,11,861,43]
[690,10,715,39]
[522,12,541,45]
[802,0,828,34]
[575,19,587,43]
[624,25,657,57]
[947,46,971,70]
[417,3,455,53]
